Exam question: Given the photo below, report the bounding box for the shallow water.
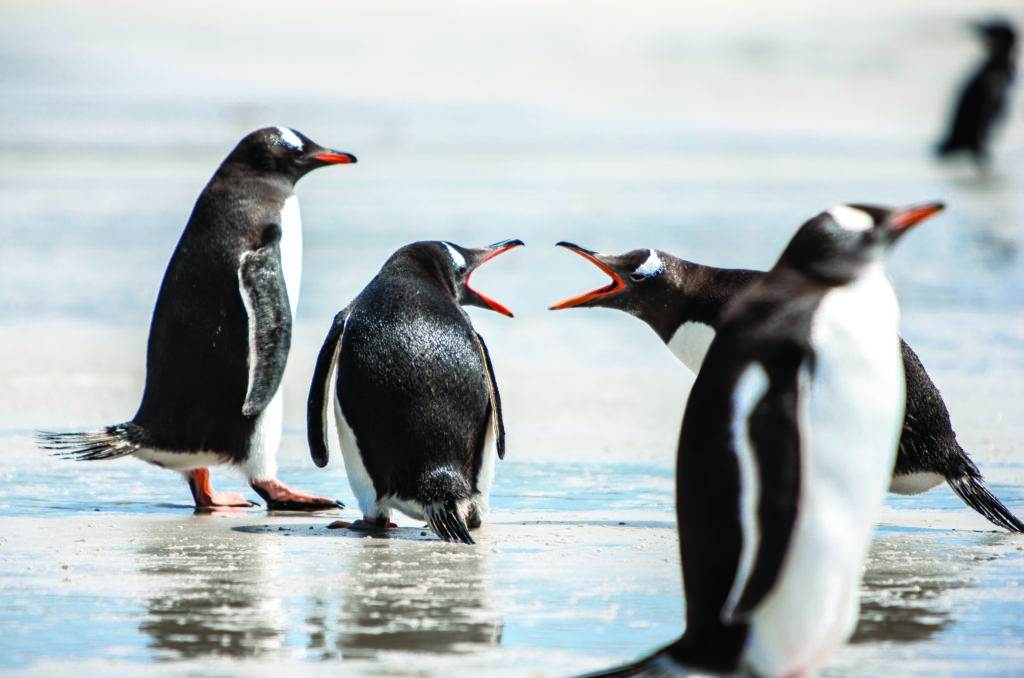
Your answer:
[2,0,1024,675]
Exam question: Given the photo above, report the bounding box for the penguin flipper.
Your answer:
[721,355,808,623]
[307,309,348,468]
[472,331,506,459]
[238,243,293,417]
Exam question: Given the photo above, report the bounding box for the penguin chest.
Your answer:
[278,195,302,313]
[742,269,904,676]
[667,321,716,374]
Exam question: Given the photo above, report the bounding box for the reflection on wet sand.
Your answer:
[321,540,503,659]
[851,529,1004,645]
[136,518,287,659]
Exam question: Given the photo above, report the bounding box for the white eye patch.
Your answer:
[632,249,665,278]
[276,126,304,151]
[442,242,466,270]
[828,205,874,232]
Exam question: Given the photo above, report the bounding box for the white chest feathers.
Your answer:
[667,321,717,374]
[278,195,303,314]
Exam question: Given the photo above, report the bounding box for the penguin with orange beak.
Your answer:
[308,239,523,543]
[552,208,1022,534]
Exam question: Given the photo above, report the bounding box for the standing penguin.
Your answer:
[550,242,1024,532]
[937,19,1017,165]
[307,239,523,543]
[579,202,943,677]
[38,127,355,510]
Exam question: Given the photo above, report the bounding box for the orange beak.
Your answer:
[465,239,524,317]
[549,242,626,310]
[314,151,358,165]
[891,202,944,231]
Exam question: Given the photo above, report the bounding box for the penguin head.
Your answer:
[224,127,357,181]
[401,239,525,316]
[776,202,944,283]
[974,19,1017,57]
[549,243,675,314]
[549,242,755,340]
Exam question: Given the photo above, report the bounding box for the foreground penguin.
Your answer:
[38,127,355,510]
[937,19,1017,164]
[584,202,943,677]
[307,239,523,543]
[550,240,1024,533]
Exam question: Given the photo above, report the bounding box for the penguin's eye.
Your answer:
[630,249,665,282]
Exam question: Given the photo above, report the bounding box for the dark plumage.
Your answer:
[38,126,356,510]
[308,239,521,543]
[551,239,1023,533]
[937,20,1017,164]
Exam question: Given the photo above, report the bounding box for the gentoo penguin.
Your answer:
[551,242,1024,533]
[583,202,944,677]
[937,19,1017,164]
[307,239,523,543]
[38,127,356,511]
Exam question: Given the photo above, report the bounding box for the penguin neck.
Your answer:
[215,161,299,191]
[657,264,764,373]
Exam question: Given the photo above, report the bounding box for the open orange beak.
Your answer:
[466,239,524,317]
[891,202,944,231]
[549,242,626,310]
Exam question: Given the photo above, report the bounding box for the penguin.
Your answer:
[581,202,944,677]
[306,239,523,544]
[37,127,356,511]
[550,241,1024,533]
[937,19,1017,165]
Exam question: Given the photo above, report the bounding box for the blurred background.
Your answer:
[2,0,1023,460]
[1,1,1023,675]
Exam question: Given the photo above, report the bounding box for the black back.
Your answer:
[336,244,492,500]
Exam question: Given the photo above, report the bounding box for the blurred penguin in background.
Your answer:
[937,19,1017,166]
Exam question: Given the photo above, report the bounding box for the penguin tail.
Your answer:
[948,472,1024,533]
[35,423,145,461]
[419,467,475,544]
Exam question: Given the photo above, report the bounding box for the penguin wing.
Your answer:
[720,351,810,623]
[472,331,506,459]
[238,243,293,417]
[307,309,348,468]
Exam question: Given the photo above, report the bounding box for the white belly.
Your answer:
[279,194,302,314]
[743,266,904,676]
[333,397,379,516]
[667,321,716,374]
[889,471,944,494]
[473,416,499,515]
[134,448,230,470]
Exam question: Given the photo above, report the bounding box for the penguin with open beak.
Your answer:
[550,218,1022,533]
[307,239,523,543]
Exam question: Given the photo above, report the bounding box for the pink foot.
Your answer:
[187,469,258,510]
[250,478,343,511]
[335,516,398,530]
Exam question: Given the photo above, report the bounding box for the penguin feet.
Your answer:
[466,505,482,529]
[249,478,343,512]
[335,516,399,530]
[187,468,259,510]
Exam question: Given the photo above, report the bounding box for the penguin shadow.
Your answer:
[307,540,503,659]
[135,524,288,659]
[850,528,1009,644]
[233,521,445,541]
